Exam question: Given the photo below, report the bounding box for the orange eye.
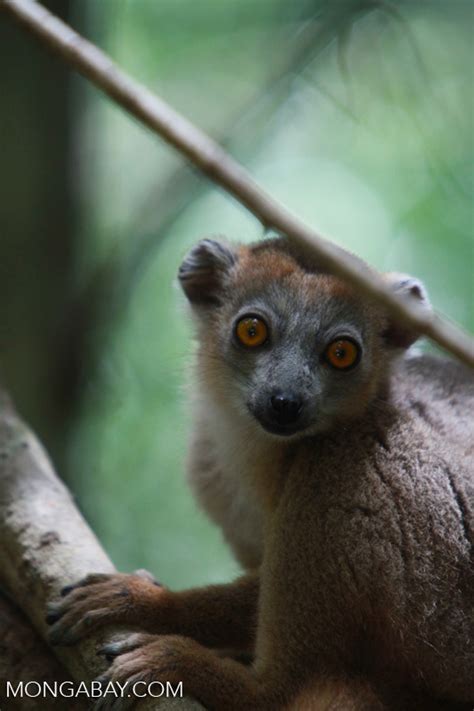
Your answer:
[324,339,360,370]
[236,316,268,348]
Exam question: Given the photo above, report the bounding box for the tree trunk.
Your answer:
[0,0,76,474]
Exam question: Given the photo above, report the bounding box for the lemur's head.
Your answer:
[178,238,430,439]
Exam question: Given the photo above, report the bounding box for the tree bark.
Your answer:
[0,591,86,709]
[0,390,203,710]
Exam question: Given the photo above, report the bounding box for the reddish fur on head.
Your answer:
[179,237,430,442]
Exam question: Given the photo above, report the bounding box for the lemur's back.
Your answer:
[394,353,474,463]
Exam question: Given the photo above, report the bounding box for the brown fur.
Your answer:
[47,238,474,710]
[47,572,258,653]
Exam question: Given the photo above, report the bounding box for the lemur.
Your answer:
[47,237,474,711]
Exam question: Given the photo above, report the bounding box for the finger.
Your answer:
[48,607,112,646]
[98,633,156,662]
[60,573,116,597]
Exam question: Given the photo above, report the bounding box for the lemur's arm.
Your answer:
[47,571,259,652]
[89,633,386,711]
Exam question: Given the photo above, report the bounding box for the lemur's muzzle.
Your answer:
[269,393,303,426]
[249,390,306,436]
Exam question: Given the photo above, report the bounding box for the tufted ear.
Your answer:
[383,273,431,349]
[178,239,238,306]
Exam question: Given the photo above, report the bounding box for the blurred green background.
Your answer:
[1,0,472,589]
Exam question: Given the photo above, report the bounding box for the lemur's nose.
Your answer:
[269,394,303,425]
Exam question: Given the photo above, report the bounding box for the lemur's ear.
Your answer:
[383,273,431,349]
[178,239,238,306]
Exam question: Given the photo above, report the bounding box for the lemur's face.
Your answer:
[179,238,429,440]
[220,280,373,437]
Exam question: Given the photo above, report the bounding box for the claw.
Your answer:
[48,608,110,646]
[45,600,67,626]
[45,610,62,625]
[97,633,156,662]
[98,643,123,663]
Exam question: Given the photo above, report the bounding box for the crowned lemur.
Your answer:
[47,237,474,711]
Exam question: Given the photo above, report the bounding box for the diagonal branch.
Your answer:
[59,13,348,374]
[123,16,339,268]
[1,0,473,367]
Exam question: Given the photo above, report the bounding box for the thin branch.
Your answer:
[61,14,344,363]
[123,5,381,289]
[124,16,337,258]
[1,0,473,367]
[0,389,203,710]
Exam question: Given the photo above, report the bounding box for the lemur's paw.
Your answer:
[93,635,191,711]
[98,632,157,661]
[46,572,166,646]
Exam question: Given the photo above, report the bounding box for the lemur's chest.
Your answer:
[187,399,277,569]
[217,449,264,568]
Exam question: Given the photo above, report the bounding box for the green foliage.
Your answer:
[70,0,473,588]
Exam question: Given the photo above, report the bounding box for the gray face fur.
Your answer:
[222,282,374,436]
[179,238,430,439]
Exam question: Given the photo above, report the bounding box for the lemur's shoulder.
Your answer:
[394,352,474,405]
[389,354,474,458]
